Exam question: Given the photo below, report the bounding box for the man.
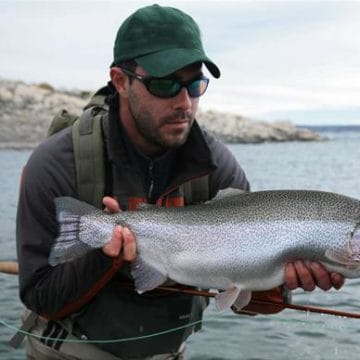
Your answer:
[16,5,344,359]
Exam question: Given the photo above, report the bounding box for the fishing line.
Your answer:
[0,318,203,344]
[1,311,358,345]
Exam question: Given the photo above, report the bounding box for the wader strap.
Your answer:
[9,310,38,348]
[72,108,105,208]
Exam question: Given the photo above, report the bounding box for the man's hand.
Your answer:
[101,196,137,261]
[285,261,344,291]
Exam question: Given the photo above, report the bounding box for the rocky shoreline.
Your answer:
[0,79,320,149]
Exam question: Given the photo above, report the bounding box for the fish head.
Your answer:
[349,223,360,260]
[324,223,360,277]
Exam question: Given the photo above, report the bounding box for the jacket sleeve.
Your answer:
[16,130,121,319]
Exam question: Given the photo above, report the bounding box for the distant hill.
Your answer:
[300,125,360,133]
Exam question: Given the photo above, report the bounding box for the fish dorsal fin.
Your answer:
[211,188,247,202]
[203,188,248,209]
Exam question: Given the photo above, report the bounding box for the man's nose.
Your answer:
[172,87,192,111]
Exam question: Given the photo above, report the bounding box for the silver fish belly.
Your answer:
[49,189,360,310]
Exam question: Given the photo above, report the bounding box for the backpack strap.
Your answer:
[182,175,210,205]
[72,108,105,209]
[47,109,78,138]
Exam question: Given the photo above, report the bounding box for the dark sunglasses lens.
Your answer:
[147,79,181,98]
[146,77,209,98]
[187,78,209,97]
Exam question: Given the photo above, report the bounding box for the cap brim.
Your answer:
[135,48,220,78]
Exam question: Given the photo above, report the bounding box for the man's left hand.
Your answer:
[285,260,345,291]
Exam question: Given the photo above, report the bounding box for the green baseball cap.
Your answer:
[113,4,220,78]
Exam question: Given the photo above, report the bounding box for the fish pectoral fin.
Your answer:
[232,290,252,311]
[131,257,167,294]
[214,287,242,311]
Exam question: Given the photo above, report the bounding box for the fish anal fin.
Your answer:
[215,286,242,311]
[131,257,167,294]
[232,289,252,311]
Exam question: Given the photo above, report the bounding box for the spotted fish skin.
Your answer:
[50,189,360,310]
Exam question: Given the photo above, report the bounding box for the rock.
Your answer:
[196,111,320,143]
[0,78,320,149]
[0,79,88,147]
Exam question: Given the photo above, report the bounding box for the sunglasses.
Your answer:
[120,68,209,99]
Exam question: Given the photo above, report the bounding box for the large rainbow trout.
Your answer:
[49,189,360,310]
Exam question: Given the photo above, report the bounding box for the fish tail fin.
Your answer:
[49,197,99,266]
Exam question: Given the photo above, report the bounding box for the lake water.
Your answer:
[0,130,359,359]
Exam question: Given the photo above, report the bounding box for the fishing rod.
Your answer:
[1,261,359,319]
[156,285,360,319]
[0,261,18,275]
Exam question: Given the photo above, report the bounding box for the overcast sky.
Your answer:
[1,0,359,125]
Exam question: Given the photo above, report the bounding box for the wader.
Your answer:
[20,309,186,360]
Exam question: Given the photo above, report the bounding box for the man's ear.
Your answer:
[110,67,130,98]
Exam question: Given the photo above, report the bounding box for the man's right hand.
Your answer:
[101,196,137,261]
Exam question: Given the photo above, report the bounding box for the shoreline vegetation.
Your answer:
[0,78,321,150]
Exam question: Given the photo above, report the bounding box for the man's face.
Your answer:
[126,64,202,154]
